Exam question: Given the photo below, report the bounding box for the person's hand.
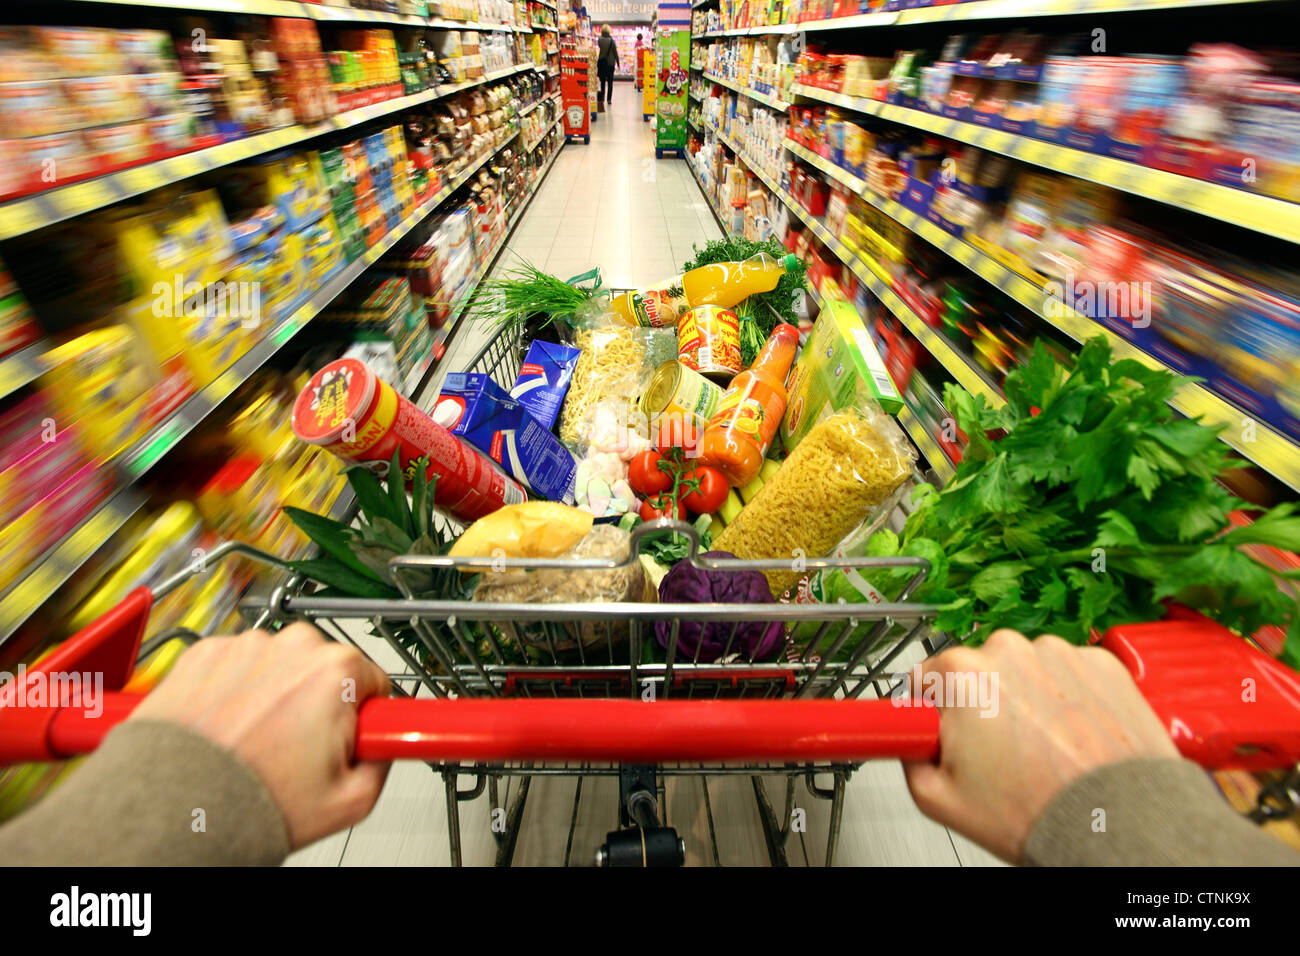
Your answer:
[129,623,391,849]
[902,629,1178,864]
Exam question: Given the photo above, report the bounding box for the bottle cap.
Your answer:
[780,253,799,272]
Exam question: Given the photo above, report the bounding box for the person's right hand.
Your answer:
[902,629,1179,864]
[128,623,392,849]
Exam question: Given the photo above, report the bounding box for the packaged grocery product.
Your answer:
[714,407,914,597]
[39,326,160,462]
[698,323,800,486]
[509,340,581,430]
[450,501,593,559]
[557,325,649,450]
[472,523,656,657]
[292,358,526,523]
[639,360,725,437]
[677,304,742,380]
[607,253,800,328]
[66,502,203,633]
[0,257,41,358]
[782,301,904,451]
[432,372,578,504]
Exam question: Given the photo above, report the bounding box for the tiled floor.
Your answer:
[283,86,1004,868]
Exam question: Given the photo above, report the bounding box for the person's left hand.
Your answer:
[130,623,392,849]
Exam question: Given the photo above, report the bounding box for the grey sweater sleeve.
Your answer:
[1024,757,1300,866]
[0,721,290,866]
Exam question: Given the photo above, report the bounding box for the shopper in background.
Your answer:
[0,625,1295,865]
[597,24,618,112]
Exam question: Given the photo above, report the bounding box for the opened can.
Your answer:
[292,358,525,524]
[677,304,742,381]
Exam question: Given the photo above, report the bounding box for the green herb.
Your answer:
[867,337,1300,667]
[733,297,765,367]
[632,513,714,567]
[682,235,808,332]
[461,258,597,334]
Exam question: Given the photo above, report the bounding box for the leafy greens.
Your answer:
[865,337,1300,667]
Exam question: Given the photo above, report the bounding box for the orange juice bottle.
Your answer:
[608,253,799,327]
[698,323,800,486]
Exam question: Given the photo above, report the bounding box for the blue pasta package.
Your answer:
[432,372,578,504]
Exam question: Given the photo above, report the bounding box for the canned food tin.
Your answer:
[292,358,525,524]
[677,304,742,380]
[640,359,725,433]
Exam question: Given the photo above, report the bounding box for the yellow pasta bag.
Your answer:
[714,406,915,597]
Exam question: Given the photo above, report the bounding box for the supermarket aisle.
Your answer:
[284,86,1002,868]
[438,86,724,379]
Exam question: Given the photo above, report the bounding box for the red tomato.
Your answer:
[640,492,684,522]
[680,466,728,515]
[627,450,671,496]
[655,418,700,456]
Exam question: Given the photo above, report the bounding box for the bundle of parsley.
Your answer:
[867,337,1300,667]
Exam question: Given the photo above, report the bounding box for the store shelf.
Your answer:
[789,83,1300,247]
[0,343,54,404]
[0,65,536,242]
[523,116,563,152]
[0,128,534,645]
[411,142,564,403]
[702,72,788,112]
[67,0,551,29]
[898,406,957,484]
[782,135,1300,488]
[693,0,1278,36]
[709,123,1001,404]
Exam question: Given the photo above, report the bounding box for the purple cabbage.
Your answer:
[655,551,785,662]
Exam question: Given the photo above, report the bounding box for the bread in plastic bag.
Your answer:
[713,405,916,598]
[472,523,656,657]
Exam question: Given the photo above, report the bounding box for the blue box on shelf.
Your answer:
[1103,132,1145,164]
[900,176,935,215]
[1061,126,1106,155]
[999,116,1035,138]
[970,108,1000,130]
[940,103,970,123]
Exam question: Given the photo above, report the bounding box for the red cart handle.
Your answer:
[3,588,1300,770]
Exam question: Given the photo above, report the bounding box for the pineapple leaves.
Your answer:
[283,506,386,583]
[345,463,398,529]
[387,449,414,538]
[286,557,399,598]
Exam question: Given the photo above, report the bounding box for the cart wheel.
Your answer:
[584,135,590,144]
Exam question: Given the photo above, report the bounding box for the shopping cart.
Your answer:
[5,319,1300,866]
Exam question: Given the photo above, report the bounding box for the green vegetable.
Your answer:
[284,451,497,665]
[682,235,808,332]
[630,513,714,567]
[462,258,598,334]
[868,337,1300,667]
[733,297,765,367]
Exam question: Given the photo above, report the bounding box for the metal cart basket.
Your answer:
[258,316,945,865]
